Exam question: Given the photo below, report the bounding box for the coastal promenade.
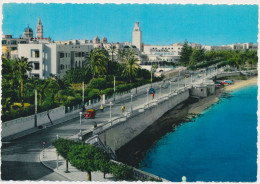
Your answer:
[2,67,254,181]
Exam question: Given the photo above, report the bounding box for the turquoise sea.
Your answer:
[140,84,258,182]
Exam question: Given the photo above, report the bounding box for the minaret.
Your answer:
[36,17,43,39]
[132,22,142,52]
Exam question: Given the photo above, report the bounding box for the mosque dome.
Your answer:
[93,36,100,44]
[101,37,107,44]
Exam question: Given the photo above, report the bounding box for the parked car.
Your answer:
[149,88,156,94]
[220,81,229,85]
[84,109,96,118]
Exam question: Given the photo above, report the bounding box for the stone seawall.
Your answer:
[98,89,190,152]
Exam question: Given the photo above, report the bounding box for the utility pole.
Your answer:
[34,89,37,127]
[82,81,84,110]
[113,76,116,101]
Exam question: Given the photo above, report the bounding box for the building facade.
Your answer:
[132,22,143,52]
[18,43,93,79]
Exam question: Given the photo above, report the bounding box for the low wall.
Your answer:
[2,106,65,138]
[98,89,190,152]
[216,71,241,78]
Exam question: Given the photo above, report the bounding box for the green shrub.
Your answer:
[87,88,100,100]
[110,162,134,180]
[88,78,107,89]
[102,88,114,96]
[116,84,134,93]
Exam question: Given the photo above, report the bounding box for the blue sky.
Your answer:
[2,3,258,46]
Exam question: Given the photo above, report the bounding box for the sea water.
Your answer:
[140,85,258,182]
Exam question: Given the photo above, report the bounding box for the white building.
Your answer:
[142,43,183,64]
[132,22,143,52]
[18,43,93,79]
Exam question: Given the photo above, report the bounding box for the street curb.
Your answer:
[39,146,72,181]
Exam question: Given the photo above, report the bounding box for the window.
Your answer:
[34,62,40,70]
[20,41,27,44]
[201,89,203,92]
[33,74,39,78]
[10,40,17,45]
[60,52,64,58]
[31,50,40,58]
[2,40,7,45]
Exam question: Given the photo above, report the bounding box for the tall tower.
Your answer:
[36,17,43,39]
[132,22,142,52]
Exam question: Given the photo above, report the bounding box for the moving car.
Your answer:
[84,109,96,118]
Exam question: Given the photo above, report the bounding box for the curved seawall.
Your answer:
[140,84,257,182]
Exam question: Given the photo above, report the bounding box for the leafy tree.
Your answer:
[53,138,78,173]
[108,44,118,63]
[85,48,109,78]
[68,144,98,181]
[13,57,32,108]
[247,50,258,69]
[189,47,205,65]
[122,49,140,83]
[117,48,126,63]
[179,41,192,66]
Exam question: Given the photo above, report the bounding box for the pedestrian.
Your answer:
[100,104,104,112]
[121,104,125,113]
[152,93,155,100]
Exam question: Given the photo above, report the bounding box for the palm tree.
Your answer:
[248,51,258,69]
[85,48,108,78]
[117,48,126,63]
[107,44,117,63]
[122,51,140,83]
[13,57,32,108]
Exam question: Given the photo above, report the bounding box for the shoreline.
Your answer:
[116,76,257,167]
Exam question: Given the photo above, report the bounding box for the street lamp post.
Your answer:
[131,94,133,112]
[185,77,186,87]
[170,81,172,94]
[34,89,37,127]
[79,112,82,135]
[110,101,112,122]
[82,81,84,105]
[160,85,162,99]
[56,133,59,170]
[146,89,149,107]
[113,76,116,101]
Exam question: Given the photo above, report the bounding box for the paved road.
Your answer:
[1,69,217,181]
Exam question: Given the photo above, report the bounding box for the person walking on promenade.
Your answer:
[100,104,104,112]
[122,104,125,113]
[152,92,155,100]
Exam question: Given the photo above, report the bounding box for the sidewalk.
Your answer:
[40,146,115,181]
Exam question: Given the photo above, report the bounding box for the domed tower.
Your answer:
[23,25,33,39]
[93,36,100,44]
[101,37,107,44]
[36,17,43,39]
[132,22,143,52]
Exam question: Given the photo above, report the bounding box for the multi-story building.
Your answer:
[142,43,183,64]
[18,43,93,79]
[2,34,29,59]
[132,22,143,52]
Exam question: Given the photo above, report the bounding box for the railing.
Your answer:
[85,135,117,160]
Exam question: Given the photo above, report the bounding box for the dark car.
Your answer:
[149,88,156,94]
[84,109,96,118]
